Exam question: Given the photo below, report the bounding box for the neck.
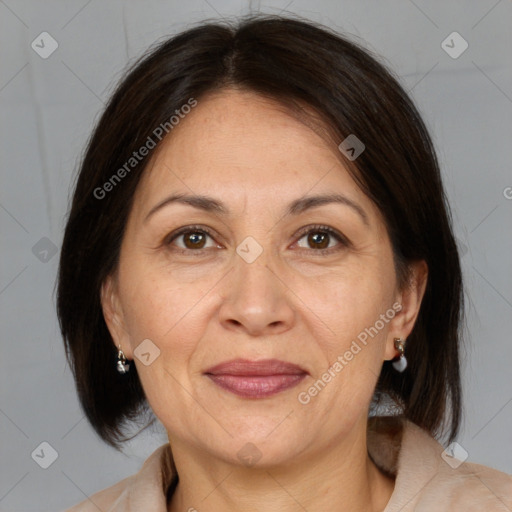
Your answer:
[167,418,395,512]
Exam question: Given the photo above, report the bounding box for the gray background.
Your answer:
[1,1,511,510]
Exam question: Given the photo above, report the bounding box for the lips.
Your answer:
[204,359,308,398]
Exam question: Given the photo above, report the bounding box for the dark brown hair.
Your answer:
[57,13,464,449]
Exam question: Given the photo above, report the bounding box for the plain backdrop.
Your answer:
[0,1,511,510]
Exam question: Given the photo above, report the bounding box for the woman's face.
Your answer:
[102,88,424,466]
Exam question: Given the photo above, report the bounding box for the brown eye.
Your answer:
[182,231,207,249]
[166,227,218,252]
[295,225,349,254]
[307,231,330,249]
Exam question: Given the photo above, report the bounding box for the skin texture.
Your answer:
[101,88,428,512]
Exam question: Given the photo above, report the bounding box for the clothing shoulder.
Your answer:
[63,474,133,511]
[368,417,511,511]
[382,417,512,511]
[417,459,512,511]
[61,443,173,512]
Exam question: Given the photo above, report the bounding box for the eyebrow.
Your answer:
[144,192,369,226]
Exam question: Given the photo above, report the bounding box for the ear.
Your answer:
[384,260,428,360]
[100,274,133,359]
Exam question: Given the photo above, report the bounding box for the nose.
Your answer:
[218,248,295,337]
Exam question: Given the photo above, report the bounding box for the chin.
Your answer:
[223,435,303,469]
[215,417,308,468]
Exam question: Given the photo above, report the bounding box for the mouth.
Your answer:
[204,359,308,399]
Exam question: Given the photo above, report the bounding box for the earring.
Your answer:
[116,345,130,374]
[392,338,407,372]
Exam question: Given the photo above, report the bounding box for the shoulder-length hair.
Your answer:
[57,14,464,449]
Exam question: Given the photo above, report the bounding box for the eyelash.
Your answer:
[164,224,350,256]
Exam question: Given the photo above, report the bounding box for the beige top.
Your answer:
[64,416,512,511]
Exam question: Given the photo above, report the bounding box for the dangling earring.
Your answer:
[116,345,130,374]
[392,338,407,372]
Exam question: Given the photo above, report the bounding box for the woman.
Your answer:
[58,14,511,512]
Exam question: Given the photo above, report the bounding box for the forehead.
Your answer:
[132,89,380,222]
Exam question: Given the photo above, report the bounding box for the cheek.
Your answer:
[117,262,220,400]
[299,261,395,351]
[292,262,395,414]
[118,273,211,428]
[118,261,213,344]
